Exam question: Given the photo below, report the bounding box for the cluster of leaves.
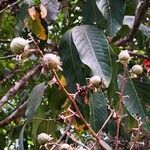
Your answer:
[0,0,150,149]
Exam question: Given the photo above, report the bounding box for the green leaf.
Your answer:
[90,92,108,132]
[107,48,119,108]
[96,0,126,36]
[82,0,105,28]
[46,85,66,116]
[132,77,150,130]
[72,25,112,87]
[16,3,29,34]
[37,120,58,138]
[32,118,43,144]
[123,78,146,122]
[25,82,45,119]
[59,30,86,92]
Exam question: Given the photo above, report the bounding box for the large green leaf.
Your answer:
[25,82,45,119]
[132,77,150,105]
[123,78,146,123]
[72,25,112,87]
[59,30,87,92]
[90,91,108,132]
[96,0,125,36]
[132,77,150,125]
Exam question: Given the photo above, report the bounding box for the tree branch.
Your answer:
[115,69,127,150]
[0,0,22,14]
[128,51,150,60]
[0,64,42,110]
[0,39,11,43]
[51,116,75,150]
[115,0,150,46]
[0,101,27,127]
[66,132,90,150]
[0,55,15,60]
[52,70,111,150]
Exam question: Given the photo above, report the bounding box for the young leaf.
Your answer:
[72,25,112,88]
[96,0,125,36]
[25,82,45,119]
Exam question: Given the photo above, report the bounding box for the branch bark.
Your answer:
[0,39,11,43]
[0,0,21,14]
[0,64,42,110]
[128,51,150,60]
[0,101,27,127]
[115,0,150,46]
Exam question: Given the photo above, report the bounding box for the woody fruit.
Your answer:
[10,37,28,54]
[118,50,131,64]
[37,133,52,145]
[131,64,143,75]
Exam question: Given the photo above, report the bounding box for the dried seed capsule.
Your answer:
[43,53,62,71]
[37,133,52,145]
[90,75,101,87]
[10,37,28,54]
[118,50,131,64]
[59,143,73,150]
[131,64,143,75]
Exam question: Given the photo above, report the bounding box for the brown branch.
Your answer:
[115,0,150,46]
[51,116,75,150]
[0,64,42,110]
[97,110,114,136]
[128,51,150,60]
[0,101,27,127]
[115,69,127,150]
[90,109,114,150]
[0,0,22,14]
[66,132,90,150]
[0,55,15,60]
[0,39,11,43]
[52,70,110,150]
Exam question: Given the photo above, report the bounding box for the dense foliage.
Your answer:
[0,0,150,149]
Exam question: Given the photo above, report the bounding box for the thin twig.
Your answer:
[0,0,22,14]
[51,116,75,150]
[0,39,11,43]
[0,101,27,127]
[28,33,44,57]
[128,51,150,60]
[90,110,114,150]
[0,55,15,60]
[115,0,150,46]
[52,70,108,149]
[0,64,42,110]
[115,68,127,150]
[66,132,90,150]
[97,110,114,135]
